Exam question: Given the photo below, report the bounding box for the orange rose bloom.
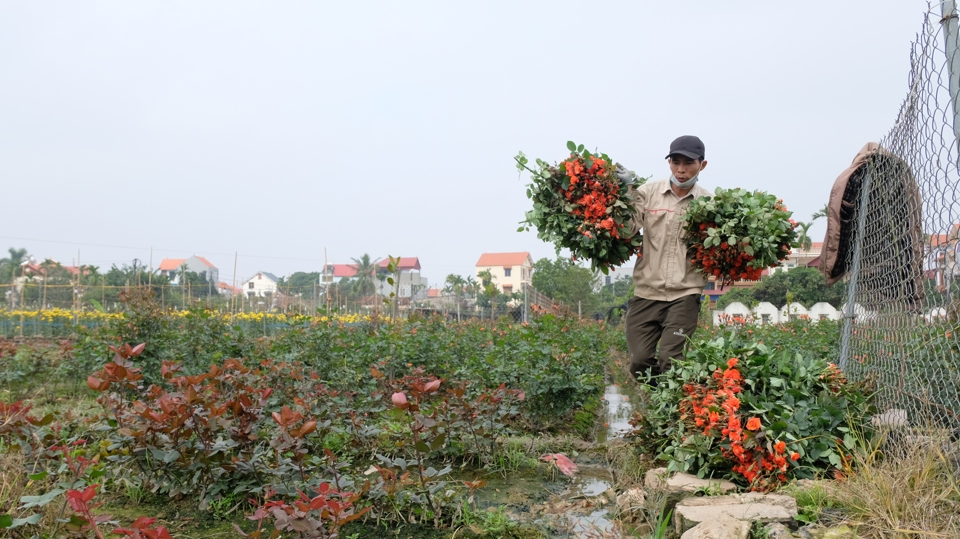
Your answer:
[746,417,762,431]
[727,358,738,368]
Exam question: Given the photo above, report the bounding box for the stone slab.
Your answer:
[681,514,750,539]
[644,467,669,491]
[675,494,797,534]
[666,472,738,493]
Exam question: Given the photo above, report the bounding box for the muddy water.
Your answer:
[464,384,633,539]
[597,384,634,443]
[467,384,636,538]
[475,465,622,538]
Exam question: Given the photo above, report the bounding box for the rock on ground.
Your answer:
[680,513,750,539]
[674,493,797,535]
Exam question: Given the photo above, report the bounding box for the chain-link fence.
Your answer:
[838,4,960,432]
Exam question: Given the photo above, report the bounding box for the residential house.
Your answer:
[321,264,359,286]
[374,257,428,300]
[418,287,458,310]
[242,271,280,298]
[157,256,219,285]
[19,259,86,281]
[770,242,823,273]
[925,225,960,289]
[475,252,534,295]
[217,282,242,298]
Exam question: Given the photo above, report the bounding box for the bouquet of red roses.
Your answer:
[516,142,645,274]
[682,188,799,286]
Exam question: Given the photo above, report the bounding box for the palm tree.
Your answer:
[811,203,828,222]
[0,247,29,283]
[445,274,465,299]
[445,274,467,320]
[796,222,814,253]
[464,276,478,299]
[350,254,381,299]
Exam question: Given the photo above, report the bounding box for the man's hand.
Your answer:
[615,164,638,186]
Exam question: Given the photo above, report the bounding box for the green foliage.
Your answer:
[531,257,600,314]
[0,247,29,283]
[715,286,758,310]
[350,253,380,298]
[683,188,798,269]
[751,267,845,308]
[715,267,847,310]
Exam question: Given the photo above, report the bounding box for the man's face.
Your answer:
[668,155,707,181]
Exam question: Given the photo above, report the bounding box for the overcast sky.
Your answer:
[0,1,934,287]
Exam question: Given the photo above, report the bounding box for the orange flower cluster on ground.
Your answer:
[679,357,798,491]
[516,142,645,274]
[682,188,798,286]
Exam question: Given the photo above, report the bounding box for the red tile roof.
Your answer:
[476,252,532,267]
[329,264,359,278]
[217,282,240,293]
[158,258,186,271]
[377,257,421,271]
[158,257,216,271]
[193,256,217,269]
[930,234,952,247]
[427,288,441,298]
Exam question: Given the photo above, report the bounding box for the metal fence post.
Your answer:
[838,170,873,372]
[523,283,528,323]
[943,1,960,148]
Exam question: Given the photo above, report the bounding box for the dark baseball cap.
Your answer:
[665,135,705,160]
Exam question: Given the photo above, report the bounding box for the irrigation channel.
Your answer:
[473,382,637,538]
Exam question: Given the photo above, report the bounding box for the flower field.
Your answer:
[0,292,886,538]
[0,308,367,338]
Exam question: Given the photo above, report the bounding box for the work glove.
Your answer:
[615,164,638,186]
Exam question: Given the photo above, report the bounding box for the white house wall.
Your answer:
[713,302,847,326]
[475,263,533,294]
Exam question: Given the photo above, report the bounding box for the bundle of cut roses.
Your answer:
[682,188,799,286]
[515,141,645,274]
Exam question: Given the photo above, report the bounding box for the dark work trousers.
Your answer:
[625,294,701,382]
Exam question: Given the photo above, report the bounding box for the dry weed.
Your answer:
[827,429,960,538]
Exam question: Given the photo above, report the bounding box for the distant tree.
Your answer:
[594,274,634,314]
[716,286,758,310]
[0,247,29,283]
[286,272,321,294]
[747,266,843,308]
[476,269,499,308]
[445,274,467,307]
[350,254,380,298]
[531,257,599,313]
[181,270,217,297]
[795,222,814,252]
[464,276,478,298]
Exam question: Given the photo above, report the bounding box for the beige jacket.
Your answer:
[626,179,711,301]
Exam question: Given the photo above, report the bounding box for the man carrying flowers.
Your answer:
[618,135,711,386]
